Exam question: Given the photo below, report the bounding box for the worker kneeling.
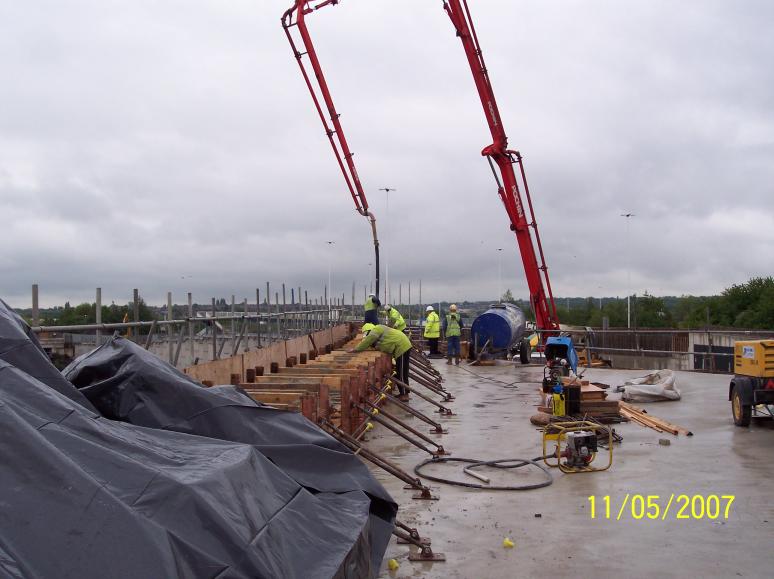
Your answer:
[348,323,412,401]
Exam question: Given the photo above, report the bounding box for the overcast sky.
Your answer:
[1,0,773,308]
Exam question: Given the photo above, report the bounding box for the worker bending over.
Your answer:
[348,323,411,401]
[424,305,441,357]
[443,304,463,365]
[363,293,381,325]
[383,304,406,332]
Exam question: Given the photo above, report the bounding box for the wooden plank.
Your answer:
[246,390,310,402]
[247,391,318,421]
[581,393,607,401]
[580,400,620,409]
[250,375,349,390]
[242,383,330,420]
[562,377,590,386]
[241,382,321,390]
[620,402,691,435]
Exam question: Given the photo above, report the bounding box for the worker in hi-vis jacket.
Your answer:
[383,305,406,332]
[443,304,463,365]
[424,305,441,357]
[364,293,381,325]
[348,323,411,400]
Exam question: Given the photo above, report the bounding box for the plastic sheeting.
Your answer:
[0,299,96,411]
[618,369,681,402]
[63,336,397,572]
[0,300,395,579]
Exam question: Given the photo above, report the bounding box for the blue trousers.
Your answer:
[447,336,460,357]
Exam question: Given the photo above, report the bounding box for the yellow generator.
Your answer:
[729,340,774,426]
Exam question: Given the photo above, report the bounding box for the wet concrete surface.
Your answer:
[371,361,774,578]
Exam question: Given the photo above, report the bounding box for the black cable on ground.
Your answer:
[414,457,552,491]
[456,363,524,388]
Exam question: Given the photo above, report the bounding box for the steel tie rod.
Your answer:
[363,400,447,454]
[357,404,443,457]
[390,377,454,415]
[369,385,447,432]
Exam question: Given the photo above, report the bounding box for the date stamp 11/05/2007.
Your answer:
[587,494,735,521]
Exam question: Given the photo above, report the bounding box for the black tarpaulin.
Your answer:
[0,301,395,579]
[63,337,397,573]
[0,299,95,411]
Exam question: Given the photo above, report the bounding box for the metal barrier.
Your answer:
[33,308,346,366]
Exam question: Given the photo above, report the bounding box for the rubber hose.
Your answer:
[414,457,552,491]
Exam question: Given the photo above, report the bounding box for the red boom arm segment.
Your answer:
[443,0,560,332]
[282,0,380,298]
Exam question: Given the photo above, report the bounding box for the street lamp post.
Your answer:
[620,213,635,328]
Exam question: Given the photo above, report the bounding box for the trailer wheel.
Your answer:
[519,340,530,365]
[732,385,751,427]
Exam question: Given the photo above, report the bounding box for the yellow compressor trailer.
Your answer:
[729,340,774,426]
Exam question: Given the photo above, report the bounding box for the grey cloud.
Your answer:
[1,0,773,308]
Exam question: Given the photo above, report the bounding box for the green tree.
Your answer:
[633,292,672,328]
[718,277,774,328]
[501,289,515,303]
[42,299,156,326]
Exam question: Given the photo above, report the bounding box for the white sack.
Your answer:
[619,369,681,402]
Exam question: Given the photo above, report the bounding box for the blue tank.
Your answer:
[470,303,527,352]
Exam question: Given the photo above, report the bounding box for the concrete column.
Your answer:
[167,292,173,363]
[256,288,262,348]
[231,295,236,357]
[188,292,194,365]
[31,284,39,327]
[95,287,102,344]
[211,297,217,360]
[133,288,139,343]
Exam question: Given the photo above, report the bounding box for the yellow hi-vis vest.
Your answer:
[446,313,461,337]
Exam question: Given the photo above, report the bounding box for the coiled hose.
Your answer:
[414,456,552,491]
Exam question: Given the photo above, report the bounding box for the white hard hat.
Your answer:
[426,305,434,312]
[384,304,392,310]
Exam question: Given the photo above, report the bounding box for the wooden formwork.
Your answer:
[203,331,393,435]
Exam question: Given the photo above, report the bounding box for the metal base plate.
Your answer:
[408,551,446,562]
[429,428,449,434]
[412,492,440,500]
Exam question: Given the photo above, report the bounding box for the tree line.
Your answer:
[534,276,774,329]
[16,276,773,330]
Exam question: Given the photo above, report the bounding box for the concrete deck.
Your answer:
[372,361,774,578]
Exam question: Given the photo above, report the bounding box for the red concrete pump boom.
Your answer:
[443,0,559,332]
[282,0,380,299]
[281,0,559,332]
